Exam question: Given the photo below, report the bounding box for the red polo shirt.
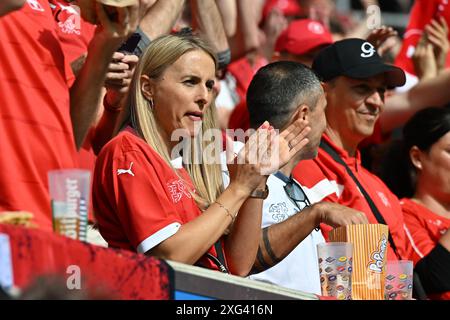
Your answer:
[93,128,220,270]
[0,0,77,231]
[292,134,408,261]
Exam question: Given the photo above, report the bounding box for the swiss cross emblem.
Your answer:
[54,3,81,35]
[308,21,325,34]
[167,179,192,203]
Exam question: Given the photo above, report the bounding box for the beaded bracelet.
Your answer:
[214,200,236,223]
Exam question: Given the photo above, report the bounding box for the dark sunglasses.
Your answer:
[283,178,311,210]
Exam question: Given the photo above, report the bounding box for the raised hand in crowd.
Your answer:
[412,33,438,80]
[216,0,237,38]
[94,1,140,42]
[139,0,184,40]
[231,124,288,194]
[91,52,139,155]
[0,0,25,16]
[138,0,157,19]
[231,119,311,178]
[104,52,139,104]
[71,1,142,149]
[303,0,334,30]
[424,17,449,72]
[190,0,229,61]
[228,0,266,61]
[367,26,398,57]
[261,8,289,60]
[260,118,311,176]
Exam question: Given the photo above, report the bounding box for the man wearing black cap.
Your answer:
[292,38,450,299]
[312,38,406,87]
[292,38,409,262]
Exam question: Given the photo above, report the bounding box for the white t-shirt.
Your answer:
[248,174,325,295]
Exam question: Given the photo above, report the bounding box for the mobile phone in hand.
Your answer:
[118,32,142,54]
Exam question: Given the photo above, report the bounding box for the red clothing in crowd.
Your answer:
[228,100,250,132]
[93,128,221,271]
[292,134,408,261]
[226,55,267,130]
[0,0,77,231]
[48,0,97,169]
[49,0,96,65]
[226,55,268,107]
[401,198,450,263]
[50,0,98,221]
[395,0,450,76]
[401,198,450,300]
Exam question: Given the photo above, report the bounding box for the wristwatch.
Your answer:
[249,185,269,199]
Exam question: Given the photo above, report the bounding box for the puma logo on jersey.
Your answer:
[117,162,135,176]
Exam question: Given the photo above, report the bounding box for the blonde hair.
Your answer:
[117,34,223,208]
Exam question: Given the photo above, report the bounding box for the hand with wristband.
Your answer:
[104,51,139,112]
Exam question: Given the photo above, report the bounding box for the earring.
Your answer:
[148,98,154,109]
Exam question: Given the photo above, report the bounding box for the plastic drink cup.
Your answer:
[384,260,413,300]
[48,169,90,241]
[317,242,353,300]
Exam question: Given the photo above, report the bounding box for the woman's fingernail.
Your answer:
[261,121,270,129]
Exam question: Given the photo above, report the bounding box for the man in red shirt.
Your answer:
[0,1,140,231]
[292,38,408,261]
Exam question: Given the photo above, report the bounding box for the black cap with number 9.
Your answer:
[312,38,406,88]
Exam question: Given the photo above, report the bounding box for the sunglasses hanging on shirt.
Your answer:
[274,171,311,211]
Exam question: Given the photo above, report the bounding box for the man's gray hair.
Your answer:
[247,61,322,129]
